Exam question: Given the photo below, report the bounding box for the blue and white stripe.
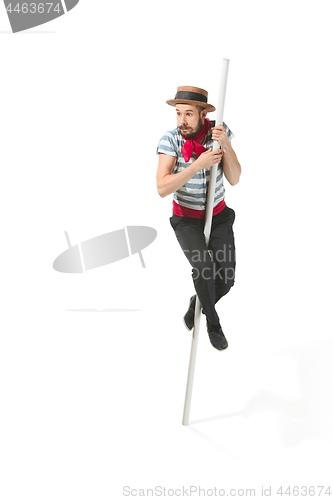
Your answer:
[156,121,234,211]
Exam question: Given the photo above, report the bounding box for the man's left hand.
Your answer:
[212,125,230,151]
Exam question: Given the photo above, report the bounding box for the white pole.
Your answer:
[182,59,230,426]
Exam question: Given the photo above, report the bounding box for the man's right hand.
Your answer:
[194,149,223,172]
[157,148,223,198]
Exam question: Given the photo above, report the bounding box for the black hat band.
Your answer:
[174,91,207,103]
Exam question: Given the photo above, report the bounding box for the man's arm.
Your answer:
[156,154,197,198]
[212,125,241,186]
[156,149,224,198]
[221,144,241,186]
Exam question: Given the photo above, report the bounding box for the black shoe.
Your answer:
[183,295,197,331]
[206,320,228,350]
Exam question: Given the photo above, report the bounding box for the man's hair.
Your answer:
[196,105,205,115]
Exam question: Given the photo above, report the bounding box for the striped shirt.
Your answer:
[157,120,234,217]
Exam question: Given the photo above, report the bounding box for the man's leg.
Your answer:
[170,215,220,326]
[208,206,236,305]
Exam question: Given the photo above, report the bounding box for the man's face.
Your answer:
[176,104,206,138]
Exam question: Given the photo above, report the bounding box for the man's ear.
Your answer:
[202,109,208,120]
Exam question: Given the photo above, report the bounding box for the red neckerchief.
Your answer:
[180,118,210,163]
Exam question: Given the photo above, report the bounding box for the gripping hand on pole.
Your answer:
[195,148,223,170]
[211,125,231,152]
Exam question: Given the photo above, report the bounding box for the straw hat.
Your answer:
[166,86,215,112]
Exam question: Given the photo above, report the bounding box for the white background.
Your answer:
[1,1,332,499]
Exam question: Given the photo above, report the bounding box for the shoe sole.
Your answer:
[183,297,193,331]
[213,344,229,351]
[183,317,192,331]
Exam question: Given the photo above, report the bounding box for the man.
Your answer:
[156,86,241,351]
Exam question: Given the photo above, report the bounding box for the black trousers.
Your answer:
[169,206,236,325]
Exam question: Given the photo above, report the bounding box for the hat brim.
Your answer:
[166,99,215,113]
